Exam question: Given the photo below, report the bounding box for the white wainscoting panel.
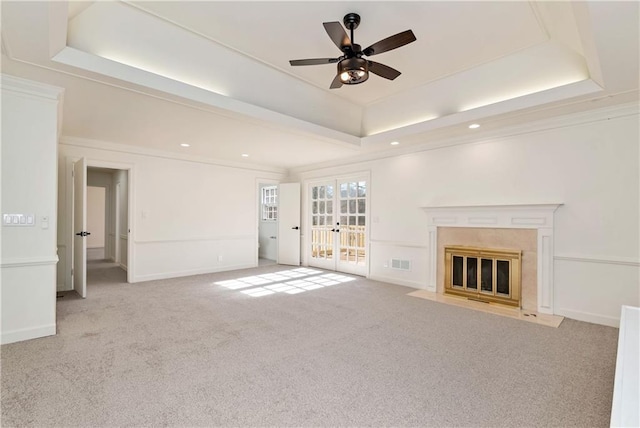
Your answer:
[368,240,428,289]
[133,236,256,282]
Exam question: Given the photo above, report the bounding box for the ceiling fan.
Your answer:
[289,13,416,89]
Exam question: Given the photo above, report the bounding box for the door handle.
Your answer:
[75,231,91,237]
[291,226,299,230]
[331,228,340,232]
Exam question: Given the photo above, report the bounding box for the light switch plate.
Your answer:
[3,213,36,227]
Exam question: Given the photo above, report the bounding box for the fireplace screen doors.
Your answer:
[308,177,368,276]
[445,246,522,307]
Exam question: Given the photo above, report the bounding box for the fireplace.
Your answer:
[422,204,562,315]
[444,245,522,307]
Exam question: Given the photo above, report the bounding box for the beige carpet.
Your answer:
[1,261,618,427]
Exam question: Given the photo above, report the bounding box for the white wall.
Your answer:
[1,75,63,344]
[86,169,115,260]
[56,140,284,288]
[290,105,640,327]
[258,184,278,261]
[86,186,106,248]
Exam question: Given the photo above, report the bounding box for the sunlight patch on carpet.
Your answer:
[214,269,355,297]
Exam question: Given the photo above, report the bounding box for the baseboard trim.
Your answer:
[1,323,56,345]
[368,274,428,290]
[555,307,620,328]
[119,263,128,271]
[133,263,255,282]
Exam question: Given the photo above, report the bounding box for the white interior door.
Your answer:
[309,178,368,276]
[277,183,301,266]
[73,157,88,298]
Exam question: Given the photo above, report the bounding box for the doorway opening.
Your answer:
[86,185,106,261]
[71,158,132,298]
[255,180,301,267]
[258,183,278,266]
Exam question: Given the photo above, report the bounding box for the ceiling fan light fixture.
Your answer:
[338,57,369,85]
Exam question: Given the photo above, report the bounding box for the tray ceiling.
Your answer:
[1,1,638,170]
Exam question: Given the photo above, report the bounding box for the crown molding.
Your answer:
[59,136,287,175]
[289,99,639,175]
[1,73,65,101]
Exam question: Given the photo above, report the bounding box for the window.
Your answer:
[261,186,278,221]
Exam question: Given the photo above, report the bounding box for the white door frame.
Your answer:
[115,182,121,264]
[303,171,371,276]
[66,156,135,285]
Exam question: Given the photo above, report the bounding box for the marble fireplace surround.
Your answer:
[421,204,562,315]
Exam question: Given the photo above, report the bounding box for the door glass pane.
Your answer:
[319,216,325,226]
[358,199,366,213]
[340,216,347,227]
[319,201,325,214]
[497,260,510,295]
[319,186,325,199]
[326,200,333,214]
[349,200,356,213]
[326,185,334,198]
[340,183,348,198]
[358,181,366,197]
[349,182,357,197]
[467,257,477,289]
[312,187,318,200]
[481,259,493,292]
[312,216,318,226]
[357,216,365,226]
[340,200,347,214]
[349,216,356,225]
[327,216,333,225]
[312,201,317,214]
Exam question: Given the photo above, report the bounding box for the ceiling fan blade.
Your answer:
[323,21,352,50]
[368,61,402,80]
[330,74,343,89]
[289,58,340,66]
[363,30,416,56]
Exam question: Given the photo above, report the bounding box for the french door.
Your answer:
[308,177,368,276]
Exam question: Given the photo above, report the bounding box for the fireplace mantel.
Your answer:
[421,203,562,314]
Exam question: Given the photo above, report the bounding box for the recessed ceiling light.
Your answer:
[390,141,400,146]
[468,123,480,129]
[241,154,249,157]
[180,143,190,147]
